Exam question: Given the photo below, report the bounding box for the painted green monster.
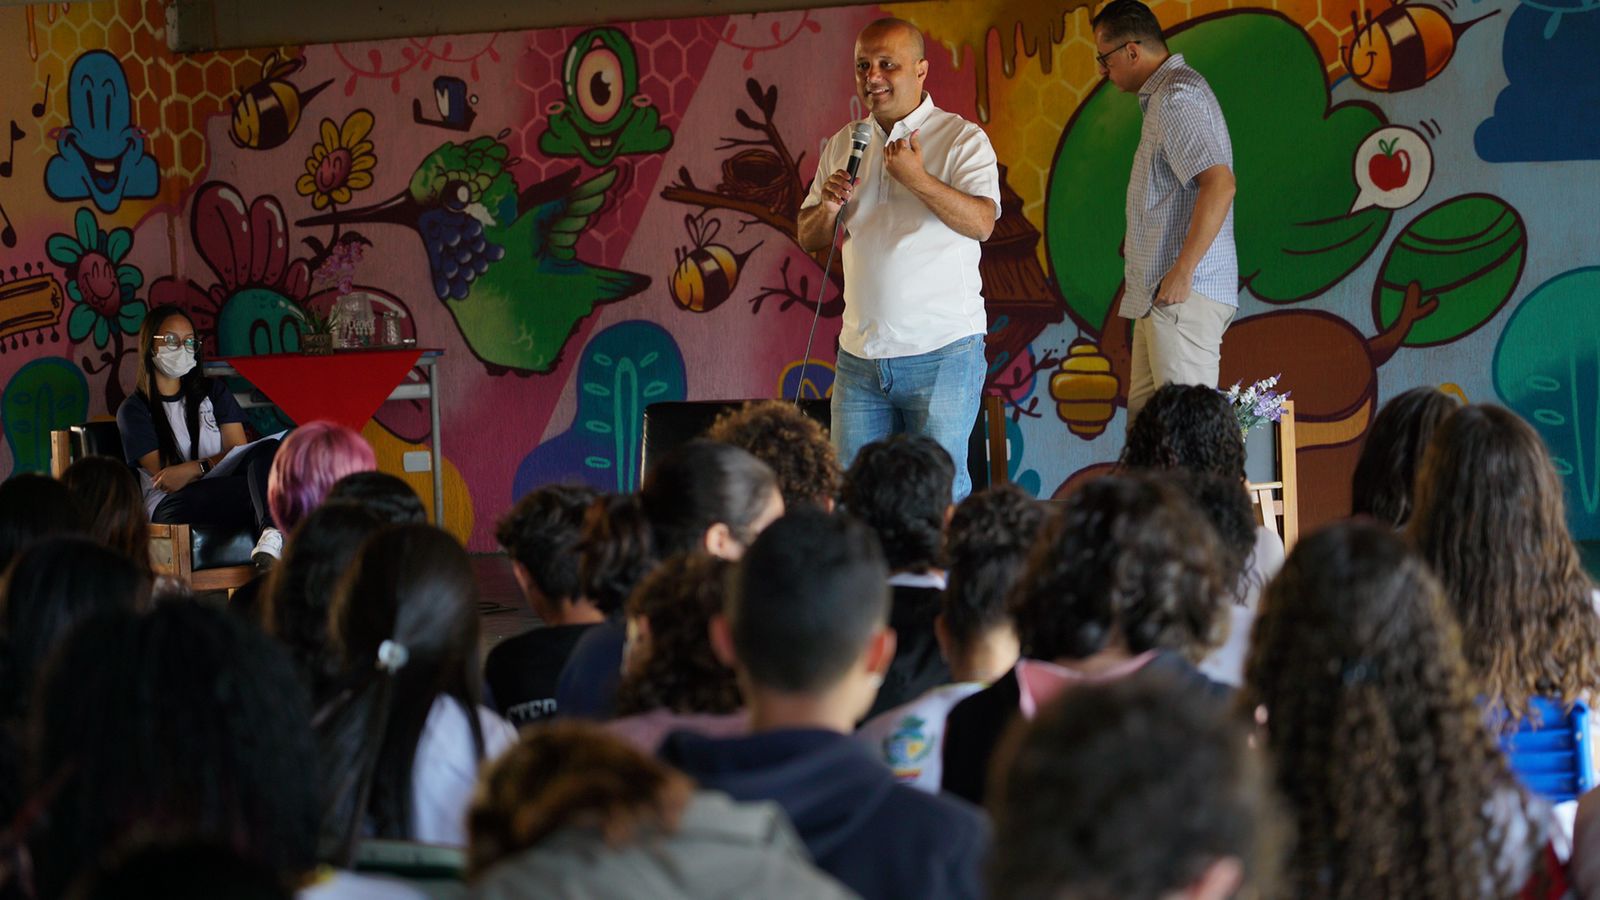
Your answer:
[539,27,673,166]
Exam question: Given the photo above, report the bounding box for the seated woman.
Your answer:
[1408,403,1600,731]
[1245,521,1560,897]
[115,304,282,563]
[607,554,745,753]
[316,523,516,859]
[1350,384,1459,528]
[467,722,851,899]
[939,474,1230,806]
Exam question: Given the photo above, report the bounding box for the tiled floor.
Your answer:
[471,553,540,649]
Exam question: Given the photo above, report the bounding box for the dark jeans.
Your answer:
[152,439,280,535]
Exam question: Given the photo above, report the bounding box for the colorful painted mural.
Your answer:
[0,0,1593,555]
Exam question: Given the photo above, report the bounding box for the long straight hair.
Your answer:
[135,304,211,466]
[315,524,486,862]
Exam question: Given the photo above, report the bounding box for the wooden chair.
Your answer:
[50,423,257,593]
[1244,400,1299,549]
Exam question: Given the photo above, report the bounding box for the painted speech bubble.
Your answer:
[1351,126,1433,213]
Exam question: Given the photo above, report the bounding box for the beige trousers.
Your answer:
[1126,290,1236,425]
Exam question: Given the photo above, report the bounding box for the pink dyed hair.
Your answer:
[267,421,378,531]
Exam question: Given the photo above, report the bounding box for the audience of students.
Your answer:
[1350,384,1460,527]
[1245,520,1559,897]
[315,524,516,859]
[941,474,1229,806]
[989,670,1283,900]
[857,483,1039,791]
[556,440,781,720]
[660,509,989,900]
[485,484,601,725]
[840,433,957,720]
[609,554,745,752]
[706,399,843,511]
[467,722,852,898]
[1409,403,1600,729]
[11,379,1600,897]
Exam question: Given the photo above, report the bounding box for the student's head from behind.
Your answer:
[31,602,317,899]
[261,502,385,703]
[939,484,1046,680]
[717,510,892,725]
[1091,0,1168,92]
[990,670,1282,900]
[707,400,843,512]
[1,536,150,718]
[321,523,485,853]
[266,421,378,533]
[1013,475,1225,664]
[642,439,783,560]
[61,455,149,570]
[1167,470,1258,600]
[1120,383,1246,483]
[466,721,693,879]
[1408,403,1600,724]
[325,470,428,525]
[616,554,740,718]
[1244,520,1540,898]
[0,472,85,574]
[496,483,601,620]
[841,433,954,573]
[578,494,659,617]
[1350,385,1459,527]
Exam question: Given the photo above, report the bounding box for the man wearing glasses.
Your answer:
[1093,0,1237,425]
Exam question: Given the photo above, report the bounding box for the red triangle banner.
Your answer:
[225,349,424,432]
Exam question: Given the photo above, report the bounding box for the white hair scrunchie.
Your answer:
[376,639,410,674]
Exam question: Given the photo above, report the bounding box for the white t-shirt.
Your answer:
[133,396,223,516]
[1199,525,1286,686]
[856,681,985,793]
[409,695,517,847]
[802,93,1001,360]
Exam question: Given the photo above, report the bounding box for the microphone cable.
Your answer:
[792,209,846,404]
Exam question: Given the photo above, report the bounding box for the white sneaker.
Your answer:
[252,527,284,568]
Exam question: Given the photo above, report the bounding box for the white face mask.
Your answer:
[153,346,196,379]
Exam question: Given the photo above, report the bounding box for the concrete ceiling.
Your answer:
[1,0,874,52]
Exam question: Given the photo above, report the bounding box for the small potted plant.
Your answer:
[1222,374,1291,437]
[296,302,338,355]
[309,238,368,349]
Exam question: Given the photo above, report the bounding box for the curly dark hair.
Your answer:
[466,722,693,878]
[942,483,1047,645]
[614,554,740,717]
[990,669,1282,900]
[841,433,954,572]
[707,400,842,511]
[261,502,385,707]
[1119,384,1246,483]
[1243,520,1543,899]
[61,456,150,573]
[30,602,318,898]
[1167,470,1257,603]
[1350,386,1459,527]
[496,484,601,604]
[1408,403,1600,728]
[1011,474,1225,663]
[578,495,659,616]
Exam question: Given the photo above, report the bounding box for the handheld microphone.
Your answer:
[845,121,873,182]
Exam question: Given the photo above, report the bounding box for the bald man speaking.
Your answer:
[798,17,1001,502]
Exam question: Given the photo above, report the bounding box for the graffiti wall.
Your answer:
[0,0,1594,555]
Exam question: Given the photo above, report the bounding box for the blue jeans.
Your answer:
[832,334,986,501]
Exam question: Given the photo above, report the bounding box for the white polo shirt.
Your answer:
[802,93,1001,360]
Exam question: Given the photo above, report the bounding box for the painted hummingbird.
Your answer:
[299,135,649,373]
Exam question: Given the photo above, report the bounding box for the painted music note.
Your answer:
[0,121,22,178]
[32,75,50,118]
[0,203,15,249]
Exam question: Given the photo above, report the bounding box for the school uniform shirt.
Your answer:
[865,572,951,722]
[856,681,985,793]
[801,93,1001,360]
[484,623,596,726]
[660,727,989,900]
[116,380,249,516]
[410,695,517,847]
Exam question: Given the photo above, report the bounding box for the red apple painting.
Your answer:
[1369,137,1412,190]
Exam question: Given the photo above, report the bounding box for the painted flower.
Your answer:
[47,208,147,349]
[296,110,377,210]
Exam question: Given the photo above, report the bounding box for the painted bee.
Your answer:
[229,53,334,150]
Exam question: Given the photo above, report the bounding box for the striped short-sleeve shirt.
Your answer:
[1120,53,1237,319]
